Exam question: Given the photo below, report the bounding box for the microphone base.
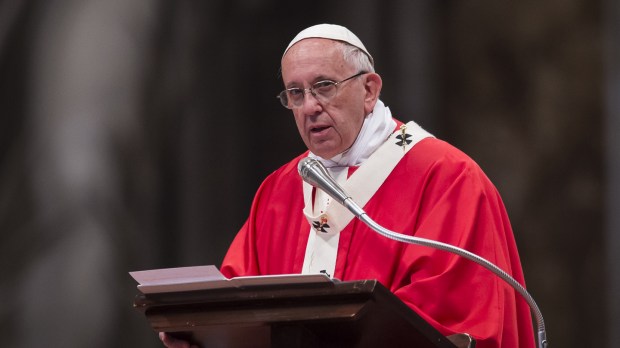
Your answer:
[447,333,476,348]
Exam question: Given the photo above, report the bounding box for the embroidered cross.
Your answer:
[395,124,412,150]
[312,215,330,233]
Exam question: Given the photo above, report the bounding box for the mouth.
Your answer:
[310,125,330,134]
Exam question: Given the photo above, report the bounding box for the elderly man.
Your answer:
[161,24,535,348]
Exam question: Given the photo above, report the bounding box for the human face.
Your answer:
[281,39,368,159]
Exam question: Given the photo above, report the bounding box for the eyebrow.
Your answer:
[285,75,335,89]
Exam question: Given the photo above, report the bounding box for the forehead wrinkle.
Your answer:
[281,39,350,88]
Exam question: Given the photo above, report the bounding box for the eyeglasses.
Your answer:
[277,71,367,109]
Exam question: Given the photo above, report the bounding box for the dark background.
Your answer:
[1,1,618,347]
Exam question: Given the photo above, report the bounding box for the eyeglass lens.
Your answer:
[277,71,366,109]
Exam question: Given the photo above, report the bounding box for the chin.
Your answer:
[313,151,338,159]
[309,142,343,159]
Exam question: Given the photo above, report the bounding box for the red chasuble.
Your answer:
[221,136,535,348]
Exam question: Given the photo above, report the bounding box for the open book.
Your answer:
[129,265,333,294]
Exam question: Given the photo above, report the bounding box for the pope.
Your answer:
[161,23,535,348]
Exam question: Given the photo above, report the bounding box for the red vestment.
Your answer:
[221,134,535,348]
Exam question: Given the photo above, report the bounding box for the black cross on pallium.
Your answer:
[395,133,412,147]
[312,220,330,233]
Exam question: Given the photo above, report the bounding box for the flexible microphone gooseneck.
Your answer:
[298,157,548,348]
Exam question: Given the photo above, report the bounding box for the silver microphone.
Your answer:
[297,157,548,348]
[297,157,365,217]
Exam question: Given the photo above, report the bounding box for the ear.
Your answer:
[363,73,383,115]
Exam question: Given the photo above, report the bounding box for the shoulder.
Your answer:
[391,119,478,172]
[254,151,309,196]
[408,137,479,169]
[264,152,309,182]
[402,137,494,188]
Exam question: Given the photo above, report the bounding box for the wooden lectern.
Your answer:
[133,277,470,348]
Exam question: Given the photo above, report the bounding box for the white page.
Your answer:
[129,265,333,294]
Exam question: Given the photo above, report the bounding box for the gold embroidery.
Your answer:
[319,214,328,229]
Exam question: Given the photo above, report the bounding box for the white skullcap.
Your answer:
[283,24,374,66]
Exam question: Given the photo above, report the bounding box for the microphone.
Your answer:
[297,157,365,218]
[297,157,548,348]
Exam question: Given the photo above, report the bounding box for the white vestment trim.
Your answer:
[301,167,347,277]
[301,121,434,277]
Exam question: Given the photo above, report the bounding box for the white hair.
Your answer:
[336,41,375,73]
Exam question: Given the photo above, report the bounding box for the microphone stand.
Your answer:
[356,210,548,348]
[298,158,548,348]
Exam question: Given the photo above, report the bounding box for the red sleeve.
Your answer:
[220,153,309,278]
[390,144,534,348]
[219,180,268,278]
[220,219,257,278]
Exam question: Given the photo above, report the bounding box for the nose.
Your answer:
[300,89,322,116]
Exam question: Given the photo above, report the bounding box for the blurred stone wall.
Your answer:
[438,2,605,347]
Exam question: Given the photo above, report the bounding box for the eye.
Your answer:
[313,81,336,93]
[287,88,304,97]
